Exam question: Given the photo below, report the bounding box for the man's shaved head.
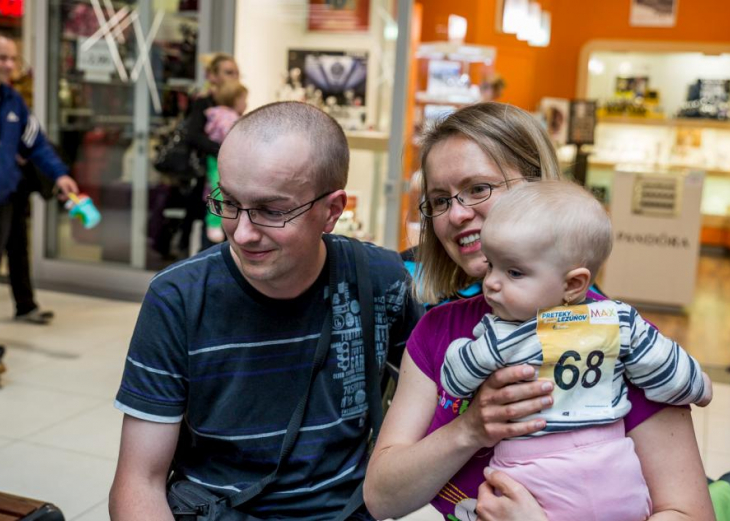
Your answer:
[226,101,349,192]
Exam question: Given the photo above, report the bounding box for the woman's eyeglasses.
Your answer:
[418,178,524,218]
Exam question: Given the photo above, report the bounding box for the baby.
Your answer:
[441,180,712,521]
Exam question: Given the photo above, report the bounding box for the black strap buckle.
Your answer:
[171,502,210,520]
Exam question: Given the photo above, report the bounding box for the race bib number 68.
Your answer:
[536,301,620,419]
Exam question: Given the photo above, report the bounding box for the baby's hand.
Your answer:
[697,372,713,407]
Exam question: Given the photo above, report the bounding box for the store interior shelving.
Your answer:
[578,42,730,247]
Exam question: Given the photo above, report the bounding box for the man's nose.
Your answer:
[232,211,262,243]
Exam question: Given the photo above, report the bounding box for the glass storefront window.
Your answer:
[33,0,406,297]
[45,0,203,271]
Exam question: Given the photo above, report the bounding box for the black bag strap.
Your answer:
[334,239,383,521]
[223,241,339,510]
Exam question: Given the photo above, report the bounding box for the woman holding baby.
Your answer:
[363,103,713,521]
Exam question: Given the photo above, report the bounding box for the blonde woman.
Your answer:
[363,103,713,521]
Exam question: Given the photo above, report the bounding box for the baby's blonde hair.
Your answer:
[484,180,613,282]
[213,80,248,109]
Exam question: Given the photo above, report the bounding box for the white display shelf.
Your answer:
[414,91,477,107]
[416,41,496,64]
[588,160,730,179]
[598,116,730,131]
[589,117,730,179]
[345,130,390,153]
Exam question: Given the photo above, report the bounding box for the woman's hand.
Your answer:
[460,365,553,449]
[476,467,548,521]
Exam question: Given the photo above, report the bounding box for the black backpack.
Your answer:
[154,117,204,181]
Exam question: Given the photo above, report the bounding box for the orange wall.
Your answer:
[539,0,730,106]
[417,0,553,110]
[418,0,730,110]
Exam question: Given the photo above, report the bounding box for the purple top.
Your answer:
[406,292,667,519]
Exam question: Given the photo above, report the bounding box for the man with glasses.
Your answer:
[110,101,422,519]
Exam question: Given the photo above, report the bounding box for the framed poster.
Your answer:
[568,100,597,145]
[630,0,678,28]
[308,0,370,33]
[540,97,570,146]
[287,49,368,106]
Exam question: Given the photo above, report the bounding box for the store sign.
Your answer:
[308,0,370,32]
[0,0,23,17]
[77,37,116,81]
[603,169,702,308]
[615,231,691,249]
[632,176,681,217]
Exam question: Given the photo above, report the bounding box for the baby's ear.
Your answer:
[564,268,591,305]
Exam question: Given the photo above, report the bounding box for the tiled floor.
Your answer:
[0,287,729,521]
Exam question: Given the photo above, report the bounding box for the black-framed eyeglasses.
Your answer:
[418,178,525,218]
[206,187,333,228]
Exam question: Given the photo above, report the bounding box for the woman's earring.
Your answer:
[563,297,571,306]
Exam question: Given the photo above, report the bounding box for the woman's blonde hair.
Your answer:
[416,102,563,304]
[213,80,248,109]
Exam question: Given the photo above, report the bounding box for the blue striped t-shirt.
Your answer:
[114,235,421,518]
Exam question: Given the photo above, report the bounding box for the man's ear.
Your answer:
[323,190,347,233]
[564,267,591,305]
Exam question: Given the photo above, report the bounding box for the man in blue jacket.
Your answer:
[0,34,78,379]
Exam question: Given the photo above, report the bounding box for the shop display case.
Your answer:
[576,41,730,248]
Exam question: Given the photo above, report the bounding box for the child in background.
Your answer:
[441,180,712,521]
[203,81,248,243]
